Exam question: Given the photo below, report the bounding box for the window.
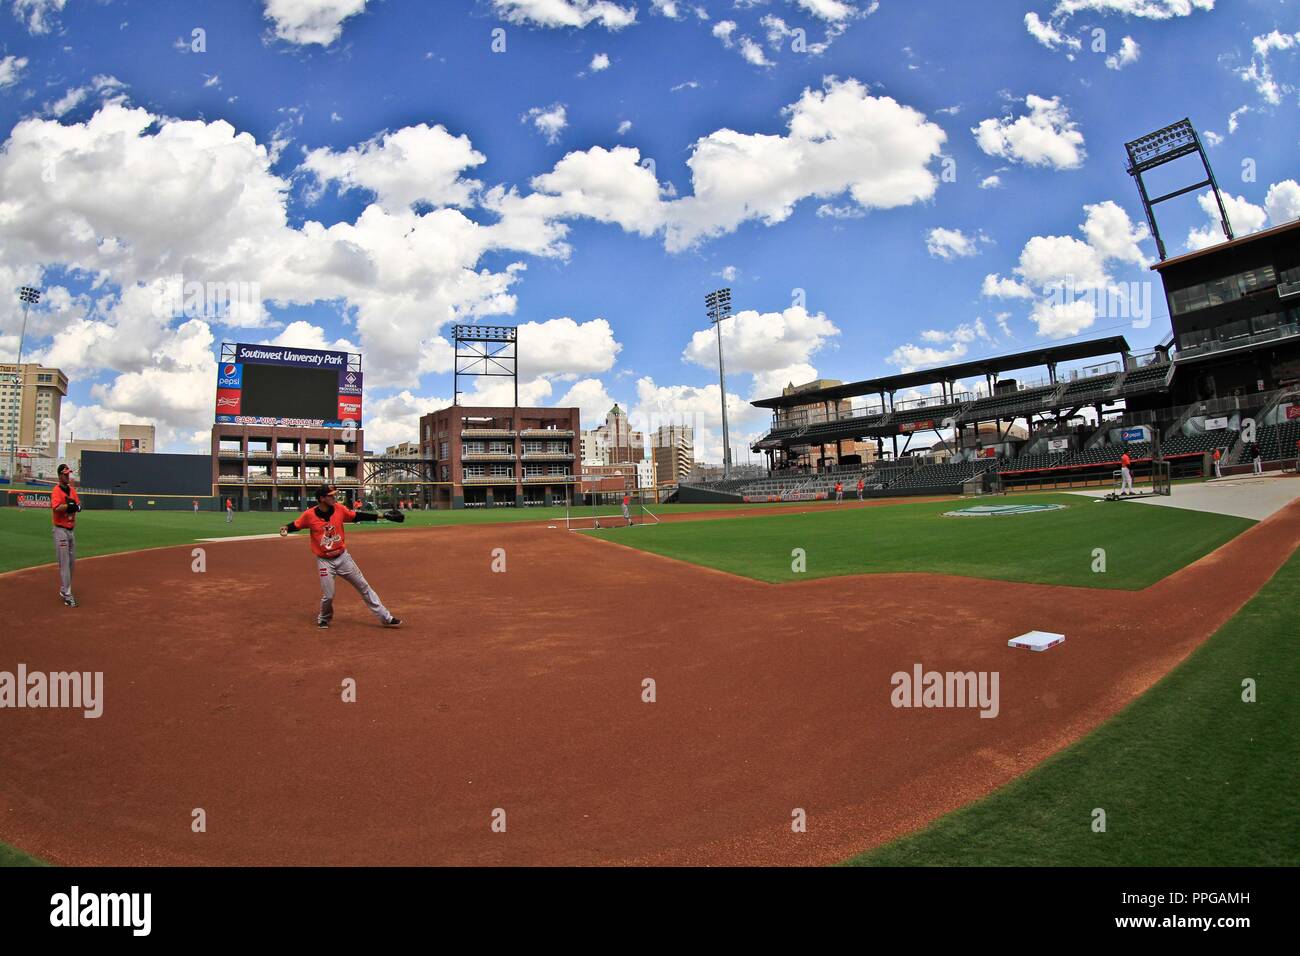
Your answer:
[523,441,543,453]
[440,441,449,459]
[489,441,512,455]
[546,442,566,453]
[524,464,543,477]
[462,442,484,455]
[547,465,568,476]
[491,464,514,477]
[464,464,485,477]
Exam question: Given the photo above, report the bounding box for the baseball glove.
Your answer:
[382,508,405,523]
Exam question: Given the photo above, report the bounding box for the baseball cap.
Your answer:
[315,484,337,500]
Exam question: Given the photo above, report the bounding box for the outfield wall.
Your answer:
[82,450,213,496]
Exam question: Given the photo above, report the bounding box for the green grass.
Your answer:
[845,547,1300,866]
[588,493,1253,590]
[0,500,801,574]
[0,843,47,867]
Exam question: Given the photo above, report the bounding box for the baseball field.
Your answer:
[1,484,1297,866]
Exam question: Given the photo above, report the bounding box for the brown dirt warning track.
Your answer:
[2,497,1298,866]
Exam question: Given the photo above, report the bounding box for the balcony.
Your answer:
[247,450,274,460]
[217,448,244,459]
[303,451,330,461]
[520,428,574,438]
[247,474,275,484]
[333,452,360,462]
[522,474,575,483]
[334,476,360,486]
[461,451,517,462]
[461,428,515,438]
[521,452,576,461]
[462,474,516,484]
[276,449,303,459]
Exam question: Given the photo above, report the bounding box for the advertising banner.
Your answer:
[1204,416,1229,431]
[15,492,52,509]
[1286,404,1300,421]
[338,397,362,423]
[233,343,347,369]
[1120,427,1146,443]
[215,388,242,416]
[120,439,141,452]
[339,370,363,396]
[217,363,243,389]
[1048,438,1070,452]
[899,419,934,434]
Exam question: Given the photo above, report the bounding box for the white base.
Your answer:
[1008,630,1065,652]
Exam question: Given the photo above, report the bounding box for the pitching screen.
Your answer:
[240,363,339,420]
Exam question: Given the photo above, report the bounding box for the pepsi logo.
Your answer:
[224,364,236,375]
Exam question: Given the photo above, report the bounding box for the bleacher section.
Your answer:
[958,386,1055,422]
[1059,373,1118,403]
[1256,421,1300,462]
[1162,429,1234,457]
[1120,363,1169,392]
[1068,441,1153,466]
[887,459,1001,491]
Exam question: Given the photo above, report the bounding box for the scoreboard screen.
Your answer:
[214,343,363,427]
[240,363,340,421]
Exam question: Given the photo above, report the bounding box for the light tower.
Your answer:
[7,286,41,480]
[705,288,734,479]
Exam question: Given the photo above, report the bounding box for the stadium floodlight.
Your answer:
[8,286,42,481]
[705,288,734,479]
[1125,118,1232,261]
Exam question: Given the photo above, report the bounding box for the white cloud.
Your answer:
[1105,36,1140,70]
[1228,105,1250,134]
[1185,188,1286,251]
[990,201,1151,338]
[979,175,1002,189]
[717,265,739,282]
[816,203,865,219]
[493,0,637,29]
[890,318,990,371]
[555,377,619,427]
[0,55,29,89]
[972,94,1085,170]
[712,19,737,46]
[302,123,486,212]
[665,77,947,250]
[590,52,611,71]
[12,0,68,34]
[1265,180,1300,226]
[671,79,700,91]
[925,227,982,260]
[360,389,449,451]
[631,376,767,463]
[1202,130,1223,147]
[522,102,568,144]
[45,75,129,118]
[650,0,683,18]
[1237,30,1299,105]
[1023,12,1080,51]
[1048,0,1214,18]
[793,0,860,22]
[262,0,370,46]
[738,35,774,66]
[681,305,839,396]
[616,119,632,135]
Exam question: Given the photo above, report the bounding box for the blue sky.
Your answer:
[0,0,1296,460]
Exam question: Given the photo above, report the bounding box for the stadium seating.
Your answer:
[1255,420,1300,462]
[1121,364,1170,391]
[959,386,1056,422]
[1059,373,1118,403]
[1161,428,1235,458]
[1000,452,1073,473]
[1068,441,1153,465]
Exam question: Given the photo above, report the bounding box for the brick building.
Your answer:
[420,404,580,509]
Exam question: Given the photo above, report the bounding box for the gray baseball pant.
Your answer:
[53,526,75,599]
[226,507,233,523]
[316,551,392,624]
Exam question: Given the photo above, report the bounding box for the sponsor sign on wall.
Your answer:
[1286,404,1300,421]
[1120,427,1145,442]
[1048,438,1070,452]
[899,419,934,434]
[1204,416,1229,431]
[14,492,52,509]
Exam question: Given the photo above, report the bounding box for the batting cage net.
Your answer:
[565,483,661,530]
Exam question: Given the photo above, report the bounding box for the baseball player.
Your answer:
[856,477,865,501]
[622,492,632,526]
[225,497,234,523]
[127,498,134,511]
[280,483,404,630]
[51,464,81,607]
[192,498,199,514]
[1212,446,1222,479]
[835,480,843,503]
[1251,443,1262,475]
[1119,450,1134,495]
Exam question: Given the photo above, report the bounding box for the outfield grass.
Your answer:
[0,500,801,574]
[588,493,1253,589]
[846,547,1300,866]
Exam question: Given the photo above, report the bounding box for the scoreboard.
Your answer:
[215,343,362,428]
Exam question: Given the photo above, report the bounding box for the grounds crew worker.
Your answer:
[280,483,405,630]
[51,463,80,608]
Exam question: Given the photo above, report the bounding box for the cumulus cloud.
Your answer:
[889,318,991,372]
[522,103,568,144]
[11,0,68,34]
[972,94,1085,169]
[980,175,1002,189]
[589,52,611,71]
[632,376,767,463]
[925,227,983,260]
[262,0,370,46]
[301,124,486,212]
[1024,12,1080,51]
[984,201,1152,338]
[1237,30,1299,105]
[681,305,839,396]
[0,55,29,89]
[1186,182,1299,251]
[492,0,637,30]
[1105,36,1140,69]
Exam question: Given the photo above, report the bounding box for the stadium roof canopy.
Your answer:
[751,335,1133,409]
[1150,218,1300,272]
